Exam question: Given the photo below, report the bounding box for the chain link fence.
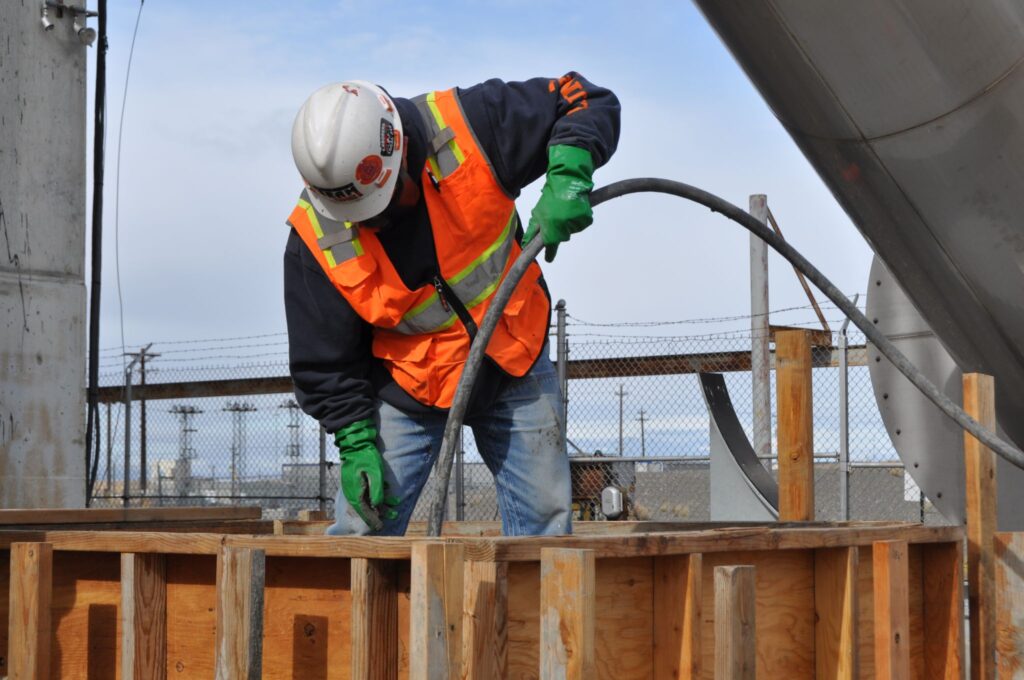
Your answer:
[91,312,948,525]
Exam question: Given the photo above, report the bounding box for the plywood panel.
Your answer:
[261,556,350,680]
[700,550,815,679]
[50,550,121,680]
[165,554,217,677]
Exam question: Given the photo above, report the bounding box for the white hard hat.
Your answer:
[291,80,403,223]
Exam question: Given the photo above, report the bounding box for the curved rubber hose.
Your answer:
[425,177,1024,535]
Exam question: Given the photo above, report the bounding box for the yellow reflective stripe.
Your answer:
[448,210,515,286]
[405,292,440,319]
[464,278,500,310]
[436,314,458,331]
[426,92,466,164]
[297,198,337,267]
[298,199,323,239]
[427,156,442,180]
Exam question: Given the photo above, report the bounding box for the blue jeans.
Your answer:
[327,353,572,537]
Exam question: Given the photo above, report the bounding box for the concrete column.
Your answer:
[749,195,771,460]
[0,2,88,506]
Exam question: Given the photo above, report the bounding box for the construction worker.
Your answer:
[284,74,620,536]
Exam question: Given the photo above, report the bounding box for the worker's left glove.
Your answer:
[523,145,595,263]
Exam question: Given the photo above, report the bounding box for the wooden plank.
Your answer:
[461,523,963,563]
[776,328,815,521]
[0,506,261,525]
[996,532,1024,679]
[462,560,507,679]
[7,542,52,680]
[298,510,328,522]
[714,565,756,680]
[122,553,167,680]
[922,541,965,680]
[873,540,910,680]
[215,546,266,679]
[815,546,859,679]
[654,553,702,679]
[351,557,399,680]
[410,542,463,680]
[539,548,595,680]
[0,522,964,563]
[963,372,997,680]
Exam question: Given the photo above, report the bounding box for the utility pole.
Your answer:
[616,384,628,455]
[170,405,202,497]
[280,400,303,494]
[125,344,159,493]
[637,409,647,457]
[223,402,257,498]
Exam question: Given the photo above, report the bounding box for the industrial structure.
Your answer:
[3,0,1024,677]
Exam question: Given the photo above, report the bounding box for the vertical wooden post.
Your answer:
[815,547,859,679]
[462,560,508,680]
[121,553,168,680]
[351,557,399,680]
[922,541,965,680]
[996,532,1024,679]
[540,548,595,680]
[776,329,815,521]
[8,542,52,680]
[654,554,702,680]
[964,372,996,680]
[410,542,464,680]
[215,546,266,680]
[714,565,757,680]
[873,540,910,680]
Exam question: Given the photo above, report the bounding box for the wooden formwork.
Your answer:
[0,516,970,679]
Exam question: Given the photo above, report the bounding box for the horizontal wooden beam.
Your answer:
[0,523,964,561]
[96,347,869,402]
[0,506,261,526]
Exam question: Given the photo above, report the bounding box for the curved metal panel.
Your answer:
[693,0,1024,450]
[700,373,779,513]
[867,257,1024,529]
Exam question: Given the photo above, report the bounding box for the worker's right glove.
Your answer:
[524,145,596,263]
[335,418,400,530]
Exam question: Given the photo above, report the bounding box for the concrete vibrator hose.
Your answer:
[425,177,1024,536]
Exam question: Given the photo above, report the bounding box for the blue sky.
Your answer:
[89,0,872,361]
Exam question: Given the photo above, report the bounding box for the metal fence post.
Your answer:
[123,369,132,508]
[838,297,857,521]
[749,195,772,460]
[556,299,569,456]
[455,429,465,521]
[319,425,327,514]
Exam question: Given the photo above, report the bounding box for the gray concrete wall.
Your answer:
[0,2,87,507]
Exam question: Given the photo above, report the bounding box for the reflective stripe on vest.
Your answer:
[297,189,363,266]
[412,92,466,180]
[393,207,518,334]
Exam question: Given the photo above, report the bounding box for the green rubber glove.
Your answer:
[335,418,399,529]
[523,144,595,263]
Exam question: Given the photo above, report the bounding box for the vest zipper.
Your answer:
[433,275,478,340]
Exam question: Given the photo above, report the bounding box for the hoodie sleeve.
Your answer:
[283,228,376,434]
[456,72,621,196]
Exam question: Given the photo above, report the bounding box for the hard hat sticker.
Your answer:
[356,155,384,185]
[316,183,363,202]
[380,119,395,157]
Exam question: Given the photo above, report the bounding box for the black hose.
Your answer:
[425,177,1024,536]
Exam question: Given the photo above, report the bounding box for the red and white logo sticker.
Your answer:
[355,155,384,185]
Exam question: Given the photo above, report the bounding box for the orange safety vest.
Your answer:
[287,88,550,408]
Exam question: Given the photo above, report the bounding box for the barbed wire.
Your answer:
[565,298,863,327]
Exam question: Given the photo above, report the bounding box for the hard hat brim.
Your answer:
[305,166,400,224]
